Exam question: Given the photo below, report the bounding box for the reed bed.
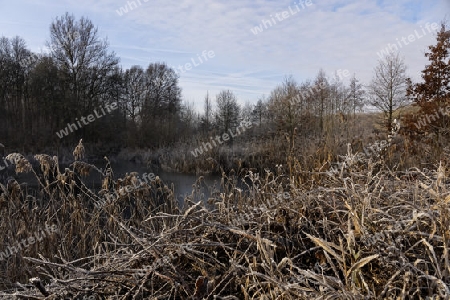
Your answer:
[0,141,449,299]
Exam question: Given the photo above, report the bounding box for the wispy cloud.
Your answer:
[0,0,447,110]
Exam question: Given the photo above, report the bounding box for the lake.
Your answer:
[2,157,261,208]
[6,159,224,206]
[108,160,223,205]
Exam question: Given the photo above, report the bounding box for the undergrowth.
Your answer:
[0,139,449,299]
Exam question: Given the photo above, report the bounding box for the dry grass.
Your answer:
[1,141,450,299]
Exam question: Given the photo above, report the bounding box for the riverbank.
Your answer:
[0,141,449,298]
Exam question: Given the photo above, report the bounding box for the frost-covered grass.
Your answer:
[0,140,450,299]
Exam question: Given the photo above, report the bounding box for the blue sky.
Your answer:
[0,0,448,111]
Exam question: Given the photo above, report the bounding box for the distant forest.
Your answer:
[1,13,449,173]
[0,13,365,153]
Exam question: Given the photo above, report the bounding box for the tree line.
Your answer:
[0,13,185,152]
[1,13,448,162]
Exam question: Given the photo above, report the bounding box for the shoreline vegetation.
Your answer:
[1,135,450,298]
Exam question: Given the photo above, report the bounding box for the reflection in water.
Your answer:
[109,161,222,206]
[160,171,222,206]
[9,159,227,206]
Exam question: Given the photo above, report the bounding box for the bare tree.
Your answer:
[348,74,365,120]
[252,98,267,127]
[142,62,181,118]
[28,56,65,143]
[48,13,119,114]
[241,101,253,123]
[267,76,302,151]
[0,36,34,146]
[140,62,182,146]
[123,65,145,124]
[215,90,240,134]
[178,101,196,139]
[200,91,212,133]
[367,52,407,132]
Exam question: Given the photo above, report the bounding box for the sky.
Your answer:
[0,0,448,112]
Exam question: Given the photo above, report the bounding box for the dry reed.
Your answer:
[0,140,449,299]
